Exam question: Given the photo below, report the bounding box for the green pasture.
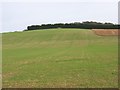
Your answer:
[2,29,118,88]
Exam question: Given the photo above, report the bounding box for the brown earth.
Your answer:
[92,29,120,36]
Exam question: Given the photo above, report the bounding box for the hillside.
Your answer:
[2,28,118,88]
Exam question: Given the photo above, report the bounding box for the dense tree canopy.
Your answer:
[25,21,120,31]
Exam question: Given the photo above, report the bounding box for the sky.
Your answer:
[0,0,119,32]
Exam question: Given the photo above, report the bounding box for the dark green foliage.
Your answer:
[26,21,120,31]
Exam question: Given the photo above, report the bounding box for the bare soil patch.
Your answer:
[92,29,120,36]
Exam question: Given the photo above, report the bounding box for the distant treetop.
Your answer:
[25,21,120,31]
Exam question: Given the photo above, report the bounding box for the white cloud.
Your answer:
[1,0,119,3]
[1,1,118,32]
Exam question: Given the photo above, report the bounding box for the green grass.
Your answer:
[2,28,118,88]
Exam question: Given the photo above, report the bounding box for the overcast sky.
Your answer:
[1,0,119,32]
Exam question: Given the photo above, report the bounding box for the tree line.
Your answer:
[25,21,120,31]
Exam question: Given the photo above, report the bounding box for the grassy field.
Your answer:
[2,28,118,88]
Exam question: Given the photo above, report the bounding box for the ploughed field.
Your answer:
[92,29,119,36]
[2,28,118,88]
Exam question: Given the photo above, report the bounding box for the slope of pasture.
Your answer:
[2,29,118,88]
